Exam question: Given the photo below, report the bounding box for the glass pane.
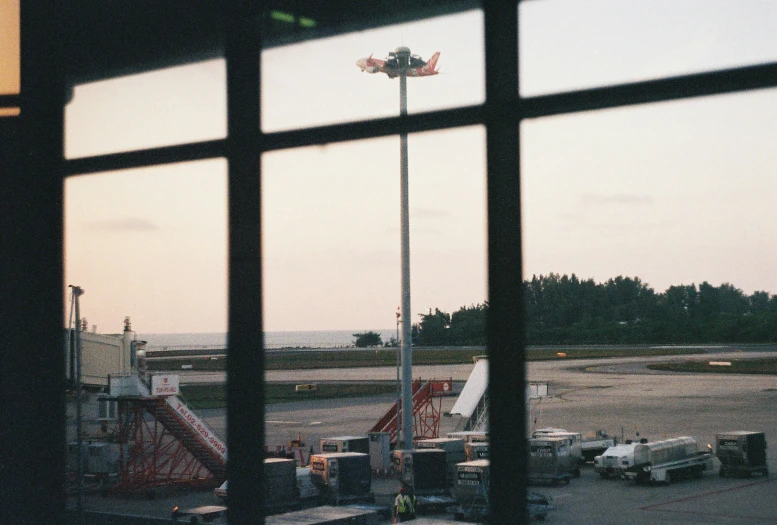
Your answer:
[262,10,485,132]
[262,127,486,331]
[261,128,487,494]
[522,89,777,521]
[64,160,227,514]
[520,0,777,96]
[0,0,20,95]
[64,59,226,159]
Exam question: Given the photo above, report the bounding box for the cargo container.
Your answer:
[309,452,372,505]
[446,431,488,443]
[391,449,448,496]
[593,443,636,478]
[367,432,391,474]
[465,441,489,462]
[212,458,299,512]
[531,429,583,472]
[528,437,577,485]
[320,436,370,454]
[716,431,768,478]
[454,459,489,504]
[453,461,554,522]
[624,436,713,484]
[453,459,489,520]
[415,437,466,486]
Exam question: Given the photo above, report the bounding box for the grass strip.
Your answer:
[180,382,399,409]
[148,346,707,373]
[647,357,777,375]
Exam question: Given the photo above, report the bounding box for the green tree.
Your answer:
[352,331,383,348]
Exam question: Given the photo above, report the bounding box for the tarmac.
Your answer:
[74,347,777,523]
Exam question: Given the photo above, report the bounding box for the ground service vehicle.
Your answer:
[594,443,636,478]
[716,431,768,478]
[580,430,617,462]
[624,437,713,485]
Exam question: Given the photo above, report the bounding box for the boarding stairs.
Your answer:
[458,390,489,432]
[370,378,452,444]
[111,374,227,492]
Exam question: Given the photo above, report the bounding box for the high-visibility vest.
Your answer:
[396,494,408,513]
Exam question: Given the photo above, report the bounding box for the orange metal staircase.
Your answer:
[369,378,453,444]
[113,395,227,493]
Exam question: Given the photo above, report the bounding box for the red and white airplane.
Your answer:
[356,51,440,78]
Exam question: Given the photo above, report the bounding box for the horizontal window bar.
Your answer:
[523,61,777,120]
[263,105,483,151]
[64,61,777,176]
[0,94,20,107]
[64,139,225,176]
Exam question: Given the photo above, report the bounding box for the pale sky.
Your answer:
[62,2,777,333]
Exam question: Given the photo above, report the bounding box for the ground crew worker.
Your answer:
[394,486,416,522]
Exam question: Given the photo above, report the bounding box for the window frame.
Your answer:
[8,1,777,523]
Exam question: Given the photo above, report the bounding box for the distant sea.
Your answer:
[138,330,398,350]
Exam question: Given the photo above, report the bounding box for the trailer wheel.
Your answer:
[599,472,609,479]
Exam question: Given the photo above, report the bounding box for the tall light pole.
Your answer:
[396,46,414,450]
[69,285,85,513]
[395,306,401,428]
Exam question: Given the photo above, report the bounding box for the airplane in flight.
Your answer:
[356,51,440,78]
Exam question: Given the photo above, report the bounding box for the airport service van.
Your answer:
[594,443,637,478]
[624,436,713,484]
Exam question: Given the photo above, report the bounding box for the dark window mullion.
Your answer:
[522,61,777,119]
[0,94,21,107]
[63,139,226,177]
[2,2,66,524]
[484,0,526,522]
[226,7,265,525]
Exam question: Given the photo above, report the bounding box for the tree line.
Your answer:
[412,274,777,346]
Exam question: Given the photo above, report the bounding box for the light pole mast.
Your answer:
[396,46,414,450]
[69,285,85,513]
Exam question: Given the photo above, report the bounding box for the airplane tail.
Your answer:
[424,51,441,73]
